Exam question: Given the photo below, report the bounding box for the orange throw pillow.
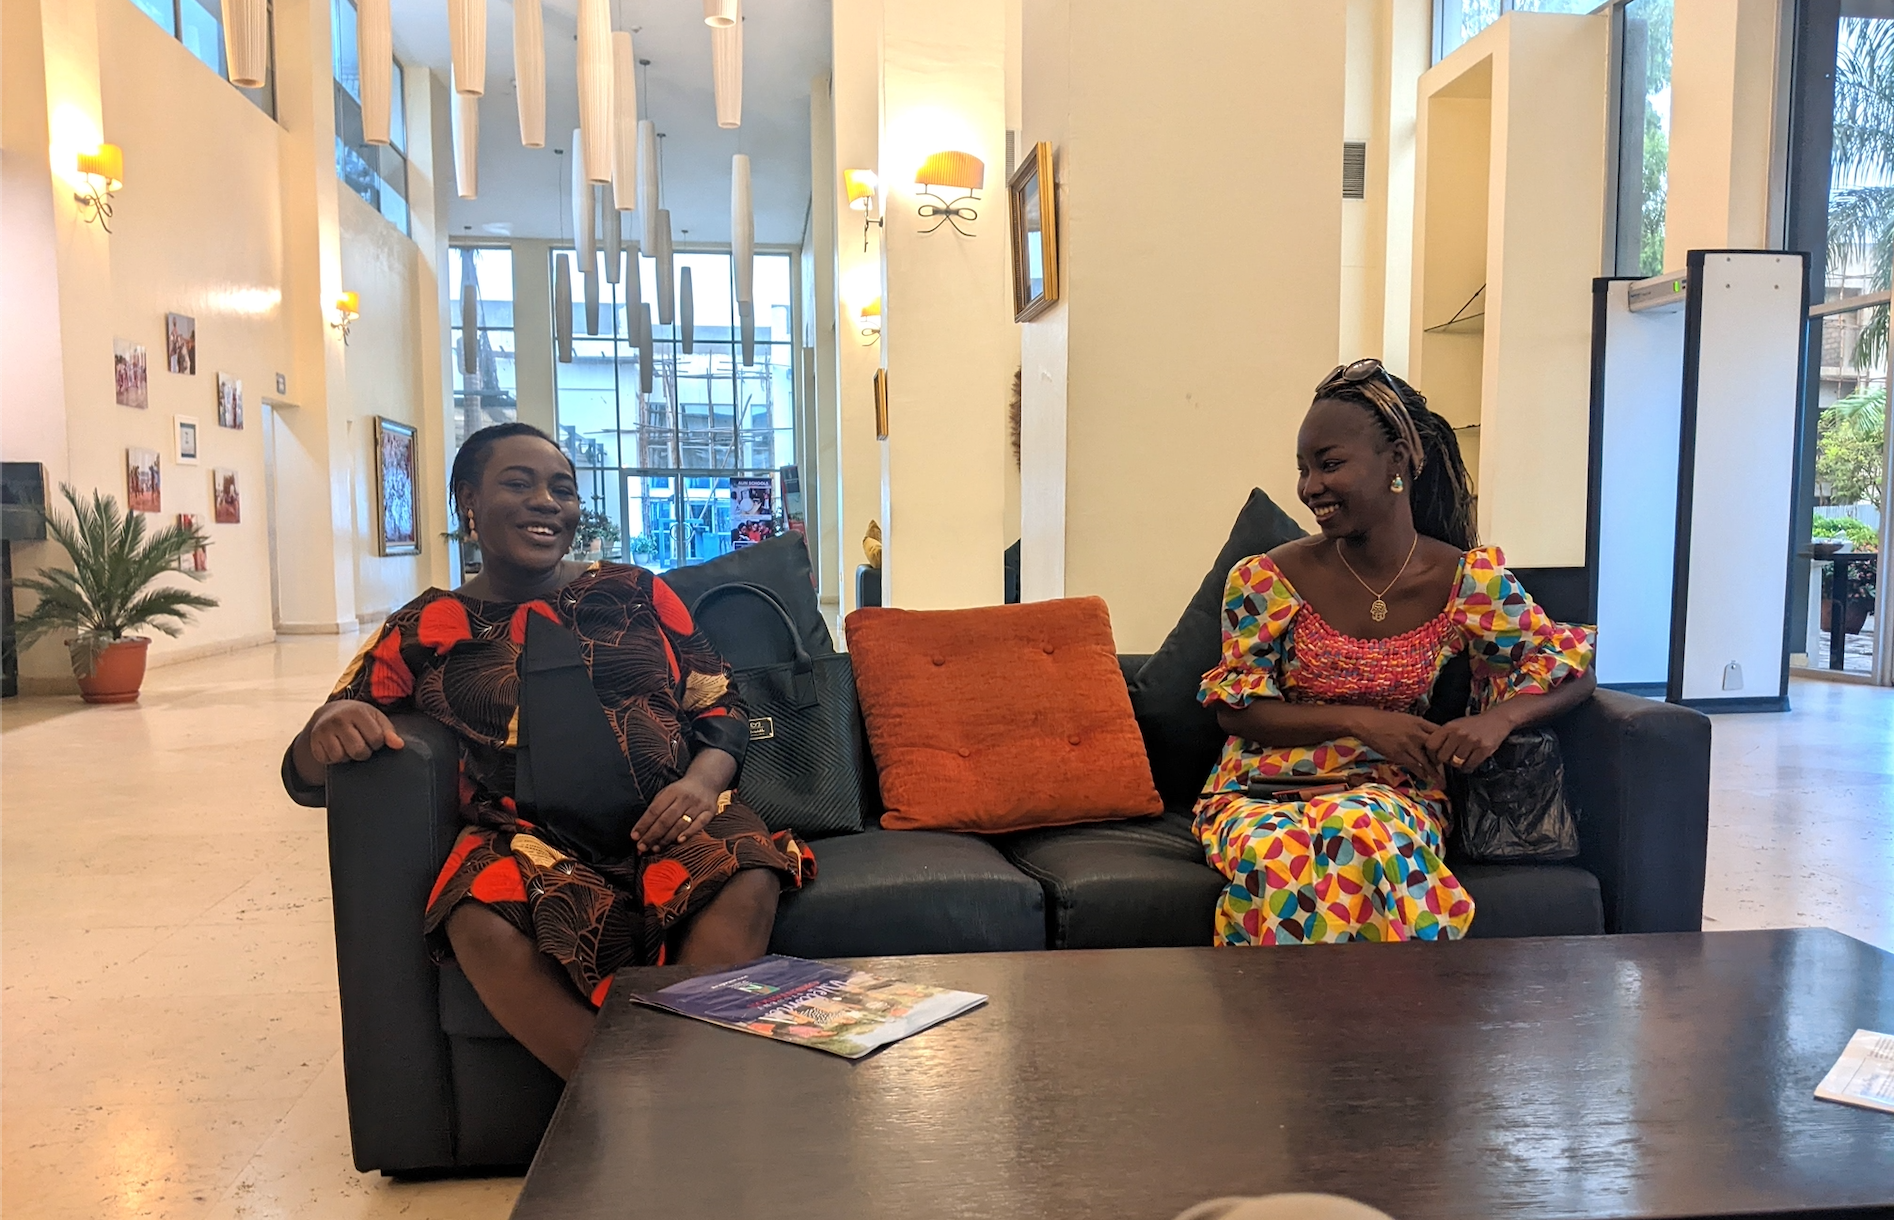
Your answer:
[844,597,1163,833]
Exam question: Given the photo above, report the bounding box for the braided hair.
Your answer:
[449,422,574,534]
[1313,361,1477,551]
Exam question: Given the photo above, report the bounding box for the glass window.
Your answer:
[451,247,519,451]
[130,0,177,37]
[553,249,801,572]
[1613,0,1673,276]
[333,0,408,234]
[124,0,275,117]
[1436,0,1607,62]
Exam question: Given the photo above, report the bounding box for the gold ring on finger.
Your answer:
[1452,756,1466,766]
[679,813,693,825]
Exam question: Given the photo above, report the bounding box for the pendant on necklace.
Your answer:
[1370,599,1389,622]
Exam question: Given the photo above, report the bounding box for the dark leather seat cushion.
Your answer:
[769,826,1046,957]
[997,813,1224,949]
[1455,862,1604,938]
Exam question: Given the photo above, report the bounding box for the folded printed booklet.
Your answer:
[1815,1029,1894,1115]
[631,955,988,1059]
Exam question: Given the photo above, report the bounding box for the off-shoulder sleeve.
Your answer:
[1450,547,1595,711]
[650,576,750,770]
[1197,554,1303,710]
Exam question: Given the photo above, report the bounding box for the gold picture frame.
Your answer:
[373,417,421,556]
[1008,141,1060,321]
[873,369,890,440]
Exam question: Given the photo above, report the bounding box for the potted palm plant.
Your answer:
[12,485,217,703]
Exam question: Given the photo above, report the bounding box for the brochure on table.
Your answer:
[1816,1029,1894,1115]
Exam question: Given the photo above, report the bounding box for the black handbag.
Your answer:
[691,581,865,838]
[1448,727,1580,862]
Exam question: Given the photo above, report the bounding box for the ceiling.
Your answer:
[388,0,831,246]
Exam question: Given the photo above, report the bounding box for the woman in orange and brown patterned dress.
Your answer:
[283,424,813,1079]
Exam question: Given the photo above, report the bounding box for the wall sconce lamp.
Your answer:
[915,151,984,237]
[331,291,361,343]
[843,168,882,251]
[73,144,124,233]
[858,297,882,344]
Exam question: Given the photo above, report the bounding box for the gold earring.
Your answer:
[1391,475,1405,493]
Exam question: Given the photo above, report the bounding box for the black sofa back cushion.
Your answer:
[1130,488,1306,811]
[659,532,837,663]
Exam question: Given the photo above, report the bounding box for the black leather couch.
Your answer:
[323,657,1710,1174]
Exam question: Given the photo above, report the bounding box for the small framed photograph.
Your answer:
[374,417,420,556]
[165,312,196,374]
[873,369,889,440]
[176,513,208,572]
[174,415,200,464]
[212,468,241,524]
[216,372,243,429]
[115,339,149,408]
[127,447,161,513]
[1008,141,1060,322]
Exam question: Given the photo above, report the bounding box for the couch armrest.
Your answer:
[325,713,464,1173]
[1553,690,1711,935]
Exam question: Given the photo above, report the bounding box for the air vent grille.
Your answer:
[1342,141,1367,199]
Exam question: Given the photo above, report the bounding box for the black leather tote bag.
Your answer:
[691,582,865,838]
[1448,727,1580,862]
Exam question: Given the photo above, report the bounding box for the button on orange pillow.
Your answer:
[844,597,1163,832]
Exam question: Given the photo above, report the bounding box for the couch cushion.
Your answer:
[769,826,1047,956]
[1455,862,1604,938]
[844,597,1161,833]
[996,813,1225,949]
[439,961,511,1039]
[1130,489,1306,811]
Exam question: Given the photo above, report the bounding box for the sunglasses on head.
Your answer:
[1318,359,1426,474]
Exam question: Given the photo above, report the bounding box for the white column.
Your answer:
[809,73,842,618]
[830,0,883,618]
[1664,0,1782,259]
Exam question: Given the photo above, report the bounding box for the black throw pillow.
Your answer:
[658,533,837,659]
[1130,488,1306,812]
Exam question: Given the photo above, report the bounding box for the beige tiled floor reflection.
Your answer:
[3,643,1892,1218]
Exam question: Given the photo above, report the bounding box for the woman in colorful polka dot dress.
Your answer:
[1195,361,1594,946]
[284,424,812,1078]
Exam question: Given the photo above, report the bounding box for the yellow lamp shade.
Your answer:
[77,144,123,193]
[843,168,878,211]
[915,150,983,192]
[859,297,882,328]
[335,291,361,320]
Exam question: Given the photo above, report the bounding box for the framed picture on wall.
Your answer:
[374,417,420,556]
[1007,141,1060,322]
[212,468,241,524]
[115,339,148,408]
[174,415,199,465]
[165,313,196,375]
[216,372,243,429]
[176,513,209,572]
[873,369,890,440]
[126,448,161,513]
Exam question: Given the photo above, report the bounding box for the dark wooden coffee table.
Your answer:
[510,929,1894,1219]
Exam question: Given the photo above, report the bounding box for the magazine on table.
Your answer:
[630,955,987,1059]
[1816,1029,1894,1115]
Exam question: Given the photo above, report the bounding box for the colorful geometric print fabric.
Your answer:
[321,563,813,992]
[1191,546,1593,945]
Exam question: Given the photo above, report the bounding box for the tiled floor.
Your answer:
[3,643,1892,1218]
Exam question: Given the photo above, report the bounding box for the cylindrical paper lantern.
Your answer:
[602,188,622,285]
[584,255,600,336]
[637,120,660,249]
[571,129,595,268]
[452,78,479,198]
[460,251,480,376]
[655,209,675,326]
[680,266,695,355]
[702,0,738,27]
[739,301,755,367]
[730,154,754,304]
[576,0,612,183]
[639,305,655,394]
[712,10,742,130]
[513,0,545,147]
[611,32,638,209]
[554,253,574,363]
[626,240,644,327]
[357,0,392,144]
[448,0,486,96]
[221,0,269,88]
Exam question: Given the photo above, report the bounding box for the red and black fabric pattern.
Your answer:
[318,563,814,996]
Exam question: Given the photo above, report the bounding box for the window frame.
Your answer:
[331,0,411,235]
[127,0,278,118]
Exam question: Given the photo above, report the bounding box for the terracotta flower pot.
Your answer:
[1820,600,1872,637]
[76,637,150,704]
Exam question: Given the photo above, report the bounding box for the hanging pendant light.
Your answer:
[739,302,756,367]
[655,209,675,326]
[731,153,754,304]
[576,0,612,183]
[357,0,392,143]
[513,0,545,147]
[626,240,644,329]
[573,139,599,334]
[584,249,601,336]
[680,266,695,355]
[448,0,487,96]
[639,305,655,394]
[221,0,269,88]
[637,120,660,249]
[611,32,638,209]
[460,250,480,376]
[554,253,574,363]
[452,72,479,198]
[711,6,743,130]
[602,187,622,285]
[702,0,738,27]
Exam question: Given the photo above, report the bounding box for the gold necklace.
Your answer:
[1335,533,1420,623]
